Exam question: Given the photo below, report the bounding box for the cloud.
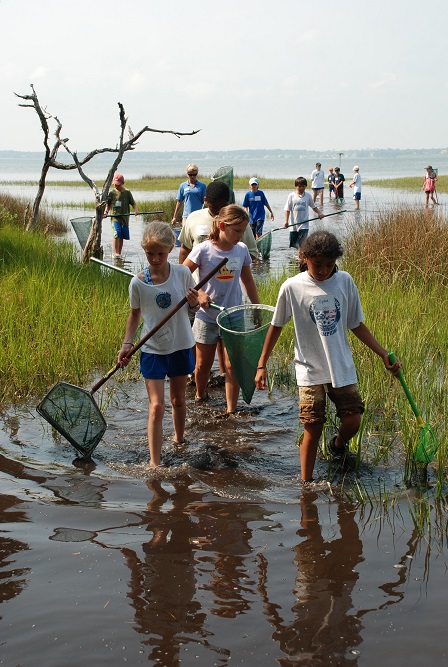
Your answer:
[29,67,49,81]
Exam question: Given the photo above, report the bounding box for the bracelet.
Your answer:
[257,366,266,370]
[123,342,133,346]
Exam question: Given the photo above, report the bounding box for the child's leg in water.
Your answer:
[169,375,189,444]
[144,378,166,467]
[300,422,324,482]
[194,342,216,400]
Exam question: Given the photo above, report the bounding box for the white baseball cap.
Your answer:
[249,177,259,185]
[353,165,359,171]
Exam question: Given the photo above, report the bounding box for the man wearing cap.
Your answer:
[242,177,274,239]
[333,167,345,203]
[349,166,362,210]
[171,163,207,225]
[105,174,139,259]
[327,167,335,200]
[311,163,325,206]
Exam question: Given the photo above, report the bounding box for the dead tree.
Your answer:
[16,85,200,258]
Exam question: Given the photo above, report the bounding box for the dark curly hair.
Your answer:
[299,231,343,272]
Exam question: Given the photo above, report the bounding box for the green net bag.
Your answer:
[211,165,235,203]
[216,304,275,404]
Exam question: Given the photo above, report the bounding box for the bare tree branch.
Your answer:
[16,86,201,259]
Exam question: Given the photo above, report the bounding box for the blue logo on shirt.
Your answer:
[156,292,172,309]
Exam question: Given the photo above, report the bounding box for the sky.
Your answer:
[1,0,447,153]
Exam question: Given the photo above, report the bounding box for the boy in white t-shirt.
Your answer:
[284,177,323,249]
[255,231,402,483]
[349,166,362,210]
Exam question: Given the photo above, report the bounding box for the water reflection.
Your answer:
[257,491,363,665]
[116,476,270,665]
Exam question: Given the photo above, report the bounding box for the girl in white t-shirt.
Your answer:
[118,222,200,468]
[184,205,260,414]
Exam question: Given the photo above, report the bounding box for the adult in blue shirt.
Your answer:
[242,177,274,238]
[172,163,207,225]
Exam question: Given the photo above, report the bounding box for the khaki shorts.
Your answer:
[298,383,364,424]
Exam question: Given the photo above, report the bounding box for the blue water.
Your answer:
[0,148,446,181]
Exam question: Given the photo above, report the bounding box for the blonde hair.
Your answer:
[208,204,249,243]
[141,221,175,251]
[186,163,199,174]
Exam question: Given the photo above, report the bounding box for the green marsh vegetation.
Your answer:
[368,174,448,193]
[1,174,294,191]
[0,205,130,404]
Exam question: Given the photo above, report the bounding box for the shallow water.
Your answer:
[1,182,447,665]
[1,377,447,666]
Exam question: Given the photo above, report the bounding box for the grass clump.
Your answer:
[0,213,130,404]
[0,192,67,234]
[368,174,448,193]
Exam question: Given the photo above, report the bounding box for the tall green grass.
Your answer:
[0,215,130,402]
[368,174,448,193]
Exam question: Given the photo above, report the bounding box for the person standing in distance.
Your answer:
[423,165,438,207]
[242,177,275,239]
[105,173,139,260]
[172,163,207,226]
[327,167,335,200]
[333,167,345,203]
[311,162,325,207]
[349,166,362,210]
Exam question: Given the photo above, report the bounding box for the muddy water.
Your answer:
[1,376,447,666]
[1,184,447,665]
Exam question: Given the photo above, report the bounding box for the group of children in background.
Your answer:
[113,166,401,483]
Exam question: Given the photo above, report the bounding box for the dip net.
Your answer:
[216,304,275,404]
[212,165,235,203]
[71,216,94,251]
[37,382,106,458]
[255,231,273,259]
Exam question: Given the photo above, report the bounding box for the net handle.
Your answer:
[102,211,163,219]
[90,257,228,394]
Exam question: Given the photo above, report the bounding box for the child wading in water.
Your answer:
[255,231,402,483]
[118,222,200,468]
[183,204,260,414]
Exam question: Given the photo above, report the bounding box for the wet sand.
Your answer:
[1,185,446,665]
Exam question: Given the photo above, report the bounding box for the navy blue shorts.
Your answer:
[112,221,130,240]
[354,192,361,201]
[289,229,309,248]
[250,219,265,236]
[140,348,195,380]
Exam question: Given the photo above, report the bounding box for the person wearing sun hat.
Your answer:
[423,165,438,207]
[327,167,335,200]
[349,166,362,210]
[105,173,139,259]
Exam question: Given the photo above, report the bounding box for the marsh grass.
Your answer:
[0,192,66,234]
[368,175,448,193]
[0,217,130,402]
[6,175,294,191]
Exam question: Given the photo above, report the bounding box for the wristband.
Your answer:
[123,342,133,346]
[257,366,266,370]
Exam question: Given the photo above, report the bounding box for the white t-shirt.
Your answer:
[188,240,252,324]
[129,263,195,354]
[311,169,325,189]
[178,207,258,258]
[352,172,362,194]
[284,191,316,231]
[271,270,364,387]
